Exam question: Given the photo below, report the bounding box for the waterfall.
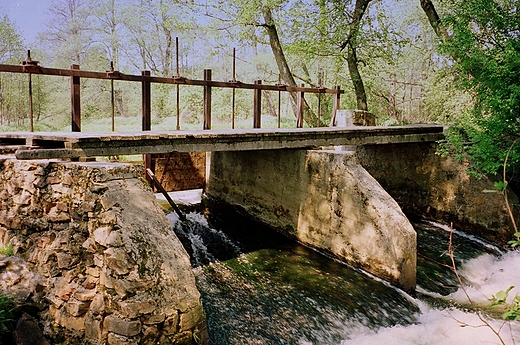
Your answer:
[166,198,520,345]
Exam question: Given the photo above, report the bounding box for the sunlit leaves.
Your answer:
[434,0,520,178]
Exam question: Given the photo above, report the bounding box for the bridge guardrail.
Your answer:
[1,50,344,133]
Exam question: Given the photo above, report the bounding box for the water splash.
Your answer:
[341,302,520,345]
[167,206,520,345]
[343,250,520,345]
[167,211,242,267]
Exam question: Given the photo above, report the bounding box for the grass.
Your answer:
[0,244,13,256]
[0,291,14,334]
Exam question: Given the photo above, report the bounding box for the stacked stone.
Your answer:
[152,152,206,192]
[0,158,206,344]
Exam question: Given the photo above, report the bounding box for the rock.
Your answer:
[141,326,160,345]
[14,313,50,345]
[85,313,103,341]
[180,305,204,332]
[103,315,142,337]
[53,306,86,331]
[104,247,134,275]
[80,201,95,213]
[56,252,78,269]
[99,210,117,225]
[46,176,61,184]
[93,226,111,246]
[105,231,123,247]
[172,331,194,345]
[82,237,98,253]
[89,294,105,315]
[86,267,100,278]
[100,195,117,210]
[64,298,91,317]
[142,313,166,325]
[74,287,97,302]
[53,278,77,301]
[119,301,156,319]
[82,275,98,290]
[163,313,179,335]
[107,332,139,345]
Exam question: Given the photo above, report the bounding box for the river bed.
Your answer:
[167,197,520,345]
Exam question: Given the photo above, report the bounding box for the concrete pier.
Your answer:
[206,149,417,292]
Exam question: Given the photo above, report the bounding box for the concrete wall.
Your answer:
[0,158,207,344]
[206,149,416,292]
[356,142,520,245]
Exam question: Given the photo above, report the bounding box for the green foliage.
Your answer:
[489,286,520,321]
[0,15,24,63]
[0,244,13,256]
[436,0,520,178]
[0,292,14,334]
[508,232,520,248]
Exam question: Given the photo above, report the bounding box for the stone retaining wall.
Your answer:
[152,152,206,192]
[0,158,206,344]
[356,142,520,245]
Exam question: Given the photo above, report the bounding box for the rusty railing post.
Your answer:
[142,70,151,131]
[71,64,81,132]
[175,37,181,130]
[253,79,262,128]
[110,61,115,132]
[203,69,212,130]
[142,70,152,183]
[331,85,341,126]
[296,84,304,128]
[29,73,34,132]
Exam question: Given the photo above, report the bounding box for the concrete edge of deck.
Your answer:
[1,125,445,160]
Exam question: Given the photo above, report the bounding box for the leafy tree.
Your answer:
[41,0,94,66]
[422,0,520,183]
[0,15,29,127]
[0,15,24,63]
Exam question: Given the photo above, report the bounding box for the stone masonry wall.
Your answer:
[152,152,206,192]
[356,142,520,245]
[0,158,206,344]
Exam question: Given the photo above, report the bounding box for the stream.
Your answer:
[165,196,520,345]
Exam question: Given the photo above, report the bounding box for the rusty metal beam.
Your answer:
[203,69,212,130]
[0,63,343,95]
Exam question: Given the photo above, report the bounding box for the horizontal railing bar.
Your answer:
[0,64,343,95]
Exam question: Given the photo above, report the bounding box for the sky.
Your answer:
[1,0,51,44]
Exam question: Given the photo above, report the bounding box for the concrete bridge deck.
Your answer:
[0,124,444,160]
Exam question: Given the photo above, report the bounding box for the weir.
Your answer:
[0,123,518,344]
[206,149,417,291]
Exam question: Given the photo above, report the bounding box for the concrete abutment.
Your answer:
[206,149,417,292]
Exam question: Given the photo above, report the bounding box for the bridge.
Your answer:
[1,54,515,345]
[0,124,444,160]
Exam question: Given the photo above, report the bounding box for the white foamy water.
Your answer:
[341,305,520,345]
[341,251,520,345]
[167,211,209,227]
[448,251,520,305]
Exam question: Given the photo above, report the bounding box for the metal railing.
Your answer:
[0,50,343,133]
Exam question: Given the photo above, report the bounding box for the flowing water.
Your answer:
[167,198,520,345]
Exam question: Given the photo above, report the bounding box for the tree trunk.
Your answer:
[340,0,372,112]
[419,0,447,40]
[261,7,321,126]
[346,45,368,111]
[263,90,277,117]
